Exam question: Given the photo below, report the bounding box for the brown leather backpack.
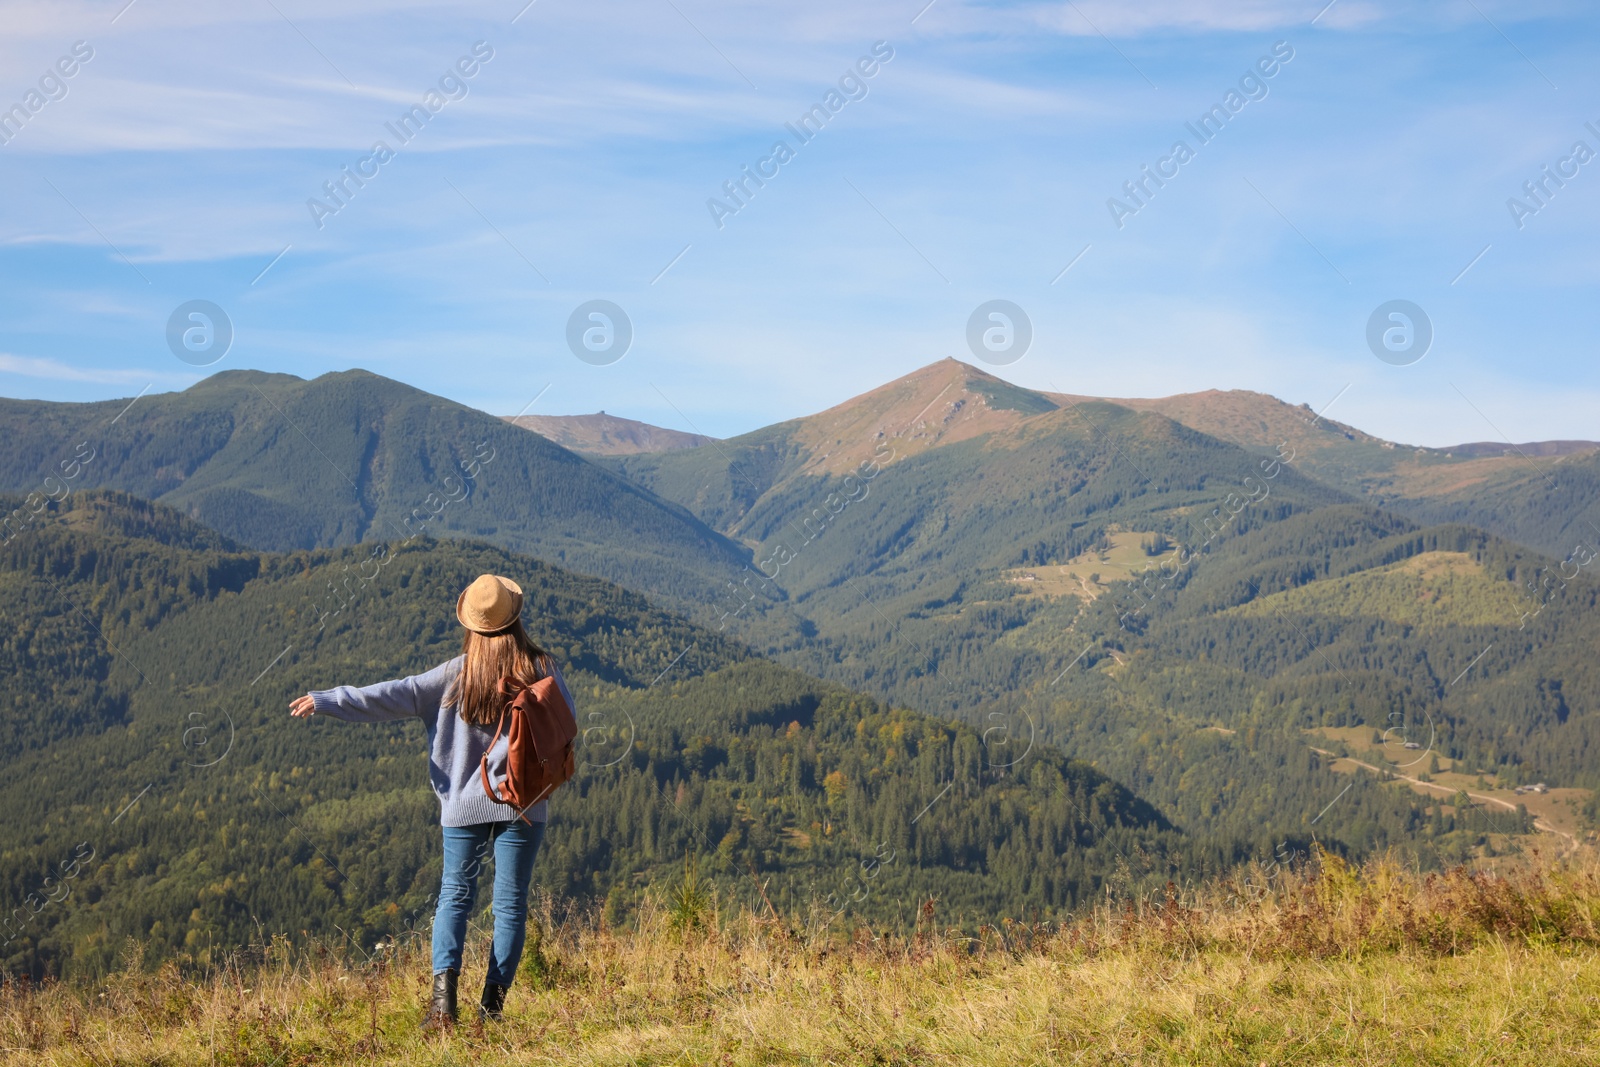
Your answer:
[479,674,577,823]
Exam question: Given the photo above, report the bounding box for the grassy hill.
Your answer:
[3,849,1597,1064]
[1217,549,1528,631]
[0,492,1195,981]
[0,369,751,613]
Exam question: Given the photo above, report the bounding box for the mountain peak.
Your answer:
[186,368,309,391]
[788,358,1059,475]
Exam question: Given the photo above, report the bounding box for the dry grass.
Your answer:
[1003,530,1167,603]
[4,848,1600,1065]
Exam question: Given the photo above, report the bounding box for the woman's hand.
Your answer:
[289,694,317,718]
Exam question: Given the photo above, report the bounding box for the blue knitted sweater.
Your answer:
[310,655,573,827]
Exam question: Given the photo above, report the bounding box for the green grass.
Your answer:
[1220,550,1527,631]
[3,849,1598,1064]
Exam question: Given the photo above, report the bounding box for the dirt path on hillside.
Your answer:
[1309,747,1579,854]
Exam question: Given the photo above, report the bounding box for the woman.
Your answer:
[288,573,573,1030]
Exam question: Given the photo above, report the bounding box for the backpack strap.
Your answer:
[477,682,520,804]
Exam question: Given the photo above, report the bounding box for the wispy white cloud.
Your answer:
[1026,0,1372,36]
[0,352,191,385]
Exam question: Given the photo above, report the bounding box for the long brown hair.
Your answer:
[446,617,553,726]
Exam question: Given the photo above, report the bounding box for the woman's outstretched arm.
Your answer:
[289,659,457,723]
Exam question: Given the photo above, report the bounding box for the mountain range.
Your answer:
[594,359,1599,824]
[1,358,1594,979]
[0,370,748,614]
[577,361,1598,561]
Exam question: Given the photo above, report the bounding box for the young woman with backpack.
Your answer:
[288,573,576,1030]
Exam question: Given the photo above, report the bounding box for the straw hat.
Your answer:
[455,574,524,634]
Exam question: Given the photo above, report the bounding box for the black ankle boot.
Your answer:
[480,980,509,1020]
[422,969,458,1032]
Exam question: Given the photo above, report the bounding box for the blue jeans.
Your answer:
[431,819,546,984]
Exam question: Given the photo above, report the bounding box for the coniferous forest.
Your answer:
[0,481,1554,981]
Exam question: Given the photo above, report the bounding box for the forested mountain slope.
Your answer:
[611,361,1352,704]
[0,370,750,611]
[606,364,1595,776]
[1374,452,1600,560]
[600,365,1593,865]
[998,509,1596,855]
[0,491,1194,980]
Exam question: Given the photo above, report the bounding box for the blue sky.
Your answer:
[0,0,1595,445]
